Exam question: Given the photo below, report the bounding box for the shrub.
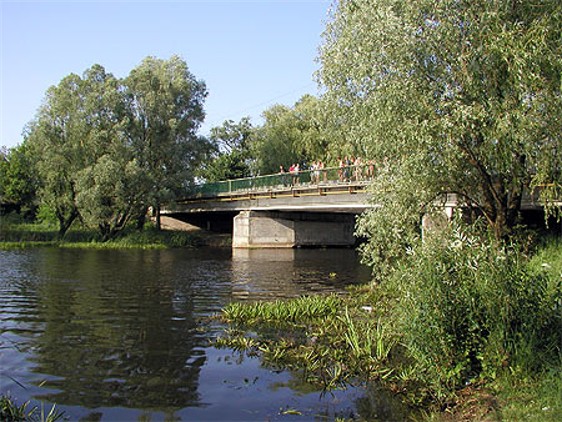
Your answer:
[385,221,562,398]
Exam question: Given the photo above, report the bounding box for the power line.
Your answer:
[205,82,318,130]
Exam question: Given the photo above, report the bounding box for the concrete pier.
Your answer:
[232,211,356,248]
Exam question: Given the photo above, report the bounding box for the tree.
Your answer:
[319,0,562,245]
[125,55,207,229]
[0,143,37,217]
[73,65,150,238]
[26,64,143,238]
[26,73,89,235]
[76,154,147,240]
[252,95,333,174]
[199,117,254,182]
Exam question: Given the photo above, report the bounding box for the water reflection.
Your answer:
[230,248,371,300]
[0,247,374,420]
[18,249,207,409]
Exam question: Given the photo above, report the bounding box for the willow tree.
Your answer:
[319,0,561,251]
[199,117,254,182]
[25,73,89,235]
[252,95,333,174]
[125,56,207,229]
[25,65,142,238]
[73,65,151,239]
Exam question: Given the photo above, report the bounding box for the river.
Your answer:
[0,247,407,421]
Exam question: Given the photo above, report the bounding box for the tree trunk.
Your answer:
[155,204,161,231]
[136,210,147,231]
[57,209,78,238]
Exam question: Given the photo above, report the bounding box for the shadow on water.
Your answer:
[0,247,410,420]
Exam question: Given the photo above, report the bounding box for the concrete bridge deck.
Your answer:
[162,167,555,248]
[170,180,374,214]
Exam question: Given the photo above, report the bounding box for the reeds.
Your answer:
[216,293,396,389]
[0,395,64,422]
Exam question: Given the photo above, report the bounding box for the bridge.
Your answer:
[163,165,456,248]
[163,164,559,248]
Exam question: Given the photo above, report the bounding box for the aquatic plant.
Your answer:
[0,395,64,422]
[222,294,343,325]
[217,293,397,389]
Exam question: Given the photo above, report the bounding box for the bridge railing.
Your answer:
[190,164,375,198]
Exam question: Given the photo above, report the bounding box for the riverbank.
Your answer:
[216,236,562,421]
[0,218,231,250]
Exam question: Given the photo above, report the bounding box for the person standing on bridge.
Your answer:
[279,165,288,187]
[338,157,345,182]
[289,163,300,186]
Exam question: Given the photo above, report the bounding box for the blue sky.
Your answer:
[1,0,332,148]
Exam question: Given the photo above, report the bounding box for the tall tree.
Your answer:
[125,55,207,229]
[319,0,562,247]
[252,95,332,174]
[199,117,254,182]
[73,65,149,238]
[26,65,143,237]
[0,143,37,217]
[26,73,89,235]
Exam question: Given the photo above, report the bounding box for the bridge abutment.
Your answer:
[232,211,356,248]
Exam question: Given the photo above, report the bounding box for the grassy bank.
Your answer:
[216,234,562,421]
[0,219,231,250]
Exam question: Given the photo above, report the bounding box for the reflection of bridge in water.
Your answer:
[163,165,556,248]
[229,248,371,300]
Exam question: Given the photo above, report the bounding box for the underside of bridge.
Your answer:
[163,196,560,249]
[166,210,359,248]
[168,211,238,233]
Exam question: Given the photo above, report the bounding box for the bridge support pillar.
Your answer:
[232,211,356,248]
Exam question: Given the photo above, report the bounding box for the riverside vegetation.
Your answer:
[216,222,562,421]
[0,213,229,250]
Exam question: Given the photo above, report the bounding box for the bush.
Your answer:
[385,221,562,399]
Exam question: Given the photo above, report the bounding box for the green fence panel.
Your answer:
[188,165,373,198]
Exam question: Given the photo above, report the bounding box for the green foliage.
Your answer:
[24,56,209,238]
[0,395,34,421]
[199,118,254,181]
[355,155,438,279]
[222,294,343,324]
[218,294,396,389]
[0,144,37,215]
[126,55,208,229]
[319,0,562,238]
[26,65,127,236]
[0,395,64,422]
[252,95,334,174]
[384,222,562,398]
[35,204,58,227]
[76,155,148,240]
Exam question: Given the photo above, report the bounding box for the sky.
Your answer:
[0,0,332,148]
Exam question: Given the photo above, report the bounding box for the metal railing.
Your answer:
[190,164,375,198]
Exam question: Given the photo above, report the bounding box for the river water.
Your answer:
[0,247,407,421]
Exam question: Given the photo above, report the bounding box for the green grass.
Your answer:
[495,366,562,421]
[0,221,210,250]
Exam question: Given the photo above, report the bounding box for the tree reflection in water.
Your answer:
[29,249,208,409]
[1,247,382,420]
